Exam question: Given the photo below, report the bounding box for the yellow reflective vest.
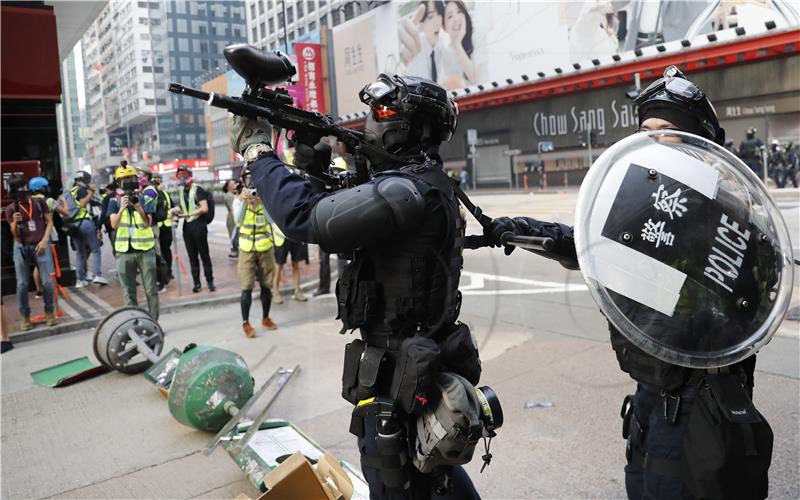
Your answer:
[178,184,199,222]
[239,203,287,252]
[70,186,92,221]
[114,208,155,253]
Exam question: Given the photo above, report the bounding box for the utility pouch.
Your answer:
[336,260,382,333]
[439,322,481,385]
[390,336,441,416]
[682,372,773,500]
[341,339,366,405]
[341,339,388,405]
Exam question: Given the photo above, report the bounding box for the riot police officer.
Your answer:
[486,67,764,499]
[230,74,481,499]
[739,127,765,178]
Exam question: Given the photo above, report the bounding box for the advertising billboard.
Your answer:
[332,0,800,116]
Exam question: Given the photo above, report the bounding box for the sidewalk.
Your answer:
[4,218,326,342]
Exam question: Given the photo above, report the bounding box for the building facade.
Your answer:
[56,47,89,185]
[81,0,246,174]
[244,0,376,51]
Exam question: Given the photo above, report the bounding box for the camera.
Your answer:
[120,179,139,205]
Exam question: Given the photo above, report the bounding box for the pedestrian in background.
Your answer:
[4,176,57,330]
[222,179,239,259]
[66,171,107,287]
[172,165,215,293]
[152,174,175,281]
[1,297,12,353]
[109,165,159,320]
[273,235,308,303]
[233,167,278,337]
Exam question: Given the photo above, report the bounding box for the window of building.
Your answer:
[287,6,294,24]
[177,19,187,31]
[138,17,149,25]
[298,25,305,36]
[277,12,284,26]
[309,20,316,31]
[250,3,256,19]
[260,21,266,38]
[180,57,190,71]
[154,66,164,73]
[137,1,148,8]
[258,1,264,16]
[344,3,354,21]
[142,66,152,73]
[201,59,209,70]
[319,13,327,27]
[199,24,207,34]
[175,1,185,14]
[297,2,304,17]
[140,33,150,40]
[252,27,257,41]
[308,1,315,13]
[151,18,160,26]
[178,38,189,51]
[268,18,274,33]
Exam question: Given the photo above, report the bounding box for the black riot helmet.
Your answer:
[636,66,724,145]
[746,127,757,138]
[359,74,458,158]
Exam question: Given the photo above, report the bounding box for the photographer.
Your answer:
[3,176,58,330]
[232,167,278,337]
[108,165,159,320]
[67,171,108,287]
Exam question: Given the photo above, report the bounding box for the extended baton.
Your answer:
[500,231,554,252]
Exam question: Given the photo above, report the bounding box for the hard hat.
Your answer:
[115,165,138,180]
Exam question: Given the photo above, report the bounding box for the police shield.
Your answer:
[574,131,794,368]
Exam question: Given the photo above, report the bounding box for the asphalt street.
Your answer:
[2,191,798,499]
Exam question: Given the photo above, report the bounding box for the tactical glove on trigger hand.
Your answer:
[294,143,332,175]
[229,115,272,155]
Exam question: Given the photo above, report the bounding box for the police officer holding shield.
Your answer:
[230,73,485,499]
[487,67,788,499]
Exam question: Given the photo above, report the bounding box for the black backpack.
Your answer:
[682,371,773,499]
[199,188,215,225]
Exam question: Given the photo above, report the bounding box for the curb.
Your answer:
[9,279,323,345]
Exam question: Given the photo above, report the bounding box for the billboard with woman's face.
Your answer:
[331,0,800,116]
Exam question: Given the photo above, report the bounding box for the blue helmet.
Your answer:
[28,176,49,192]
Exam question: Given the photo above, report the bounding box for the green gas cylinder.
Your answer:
[167,345,254,432]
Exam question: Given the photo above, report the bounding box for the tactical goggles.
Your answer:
[637,67,706,107]
[359,77,400,107]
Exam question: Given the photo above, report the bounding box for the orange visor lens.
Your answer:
[372,106,398,120]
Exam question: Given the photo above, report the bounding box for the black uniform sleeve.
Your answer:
[516,217,579,270]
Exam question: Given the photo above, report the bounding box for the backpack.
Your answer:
[199,188,215,224]
[681,371,773,499]
[61,189,83,235]
[153,191,169,224]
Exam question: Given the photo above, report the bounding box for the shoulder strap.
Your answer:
[452,182,492,229]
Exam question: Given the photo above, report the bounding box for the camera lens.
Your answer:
[131,195,140,204]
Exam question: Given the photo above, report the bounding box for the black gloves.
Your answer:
[294,142,332,175]
[484,216,540,255]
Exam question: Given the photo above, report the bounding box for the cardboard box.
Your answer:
[223,421,370,499]
[258,451,353,500]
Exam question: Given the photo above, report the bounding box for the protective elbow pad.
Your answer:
[311,177,425,253]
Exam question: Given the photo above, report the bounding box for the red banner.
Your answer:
[295,43,326,114]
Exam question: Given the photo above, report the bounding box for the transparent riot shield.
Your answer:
[575,130,794,368]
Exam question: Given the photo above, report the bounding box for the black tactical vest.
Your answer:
[339,160,464,343]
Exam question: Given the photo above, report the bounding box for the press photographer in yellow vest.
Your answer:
[233,167,279,337]
[108,165,159,320]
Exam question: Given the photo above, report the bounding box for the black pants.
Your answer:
[159,225,173,277]
[183,221,213,285]
[318,249,349,292]
[625,358,756,500]
[358,416,480,500]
